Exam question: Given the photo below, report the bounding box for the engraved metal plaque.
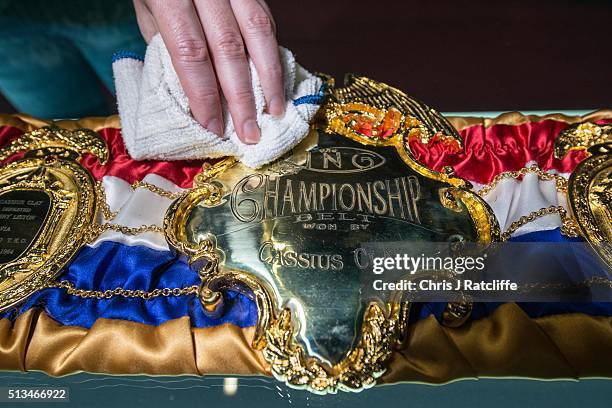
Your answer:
[0,190,50,264]
[0,126,107,311]
[165,76,499,393]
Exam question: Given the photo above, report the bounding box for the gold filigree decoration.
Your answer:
[0,124,116,310]
[566,142,612,268]
[0,138,103,310]
[552,122,612,266]
[326,101,462,152]
[330,74,461,144]
[324,75,498,244]
[0,125,108,164]
[194,157,238,187]
[0,123,192,311]
[264,304,399,394]
[554,122,612,159]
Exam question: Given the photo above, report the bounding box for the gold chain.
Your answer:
[88,180,183,241]
[56,180,193,298]
[94,181,118,220]
[131,180,183,200]
[95,180,182,222]
[518,276,612,292]
[499,205,579,241]
[84,223,164,242]
[476,164,579,241]
[477,163,568,197]
[49,280,199,300]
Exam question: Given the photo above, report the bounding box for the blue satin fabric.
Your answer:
[409,227,612,323]
[1,242,258,328]
[2,228,611,329]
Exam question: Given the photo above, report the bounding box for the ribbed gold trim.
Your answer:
[0,113,121,133]
[446,109,612,131]
[0,110,610,135]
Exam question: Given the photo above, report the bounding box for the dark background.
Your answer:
[268,0,611,111]
[0,0,610,113]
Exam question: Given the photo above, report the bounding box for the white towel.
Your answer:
[113,34,323,168]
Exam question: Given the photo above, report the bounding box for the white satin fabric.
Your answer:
[92,174,184,251]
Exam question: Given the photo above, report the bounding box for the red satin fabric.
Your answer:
[0,126,204,188]
[80,128,204,188]
[410,119,611,184]
[1,118,610,186]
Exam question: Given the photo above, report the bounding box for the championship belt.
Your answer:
[0,77,611,395]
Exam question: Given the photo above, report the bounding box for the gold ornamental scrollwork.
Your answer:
[164,75,499,394]
[554,122,612,159]
[0,126,107,311]
[554,122,612,269]
[565,142,612,268]
[0,125,108,164]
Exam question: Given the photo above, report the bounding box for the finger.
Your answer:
[254,0,276,33]
[195,0,260,144]
[133,0,158,43]
[147,0,223,136]
[231,0,285,116]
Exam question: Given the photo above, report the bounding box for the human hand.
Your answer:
[133,0,285,144]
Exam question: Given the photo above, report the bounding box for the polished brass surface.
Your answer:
[0,126,106,311]
[165,76,499,393]
[566,142,612,268]
[553,122,612,268]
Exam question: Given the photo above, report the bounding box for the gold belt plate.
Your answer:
[164,75,499,393]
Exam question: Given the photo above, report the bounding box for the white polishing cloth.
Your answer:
[113,34,323,168]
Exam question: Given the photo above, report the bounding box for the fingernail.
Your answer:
[206,118,223,137]
[268,96,285,117]
[242,119,260,144]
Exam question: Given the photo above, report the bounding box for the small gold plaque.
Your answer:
[0,126,107,311]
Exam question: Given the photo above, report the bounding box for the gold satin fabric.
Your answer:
[0,113,121,132]
[1,305,610,380]
[0,309,268,376]
[383,303,612,383]
[445,109,612,132]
